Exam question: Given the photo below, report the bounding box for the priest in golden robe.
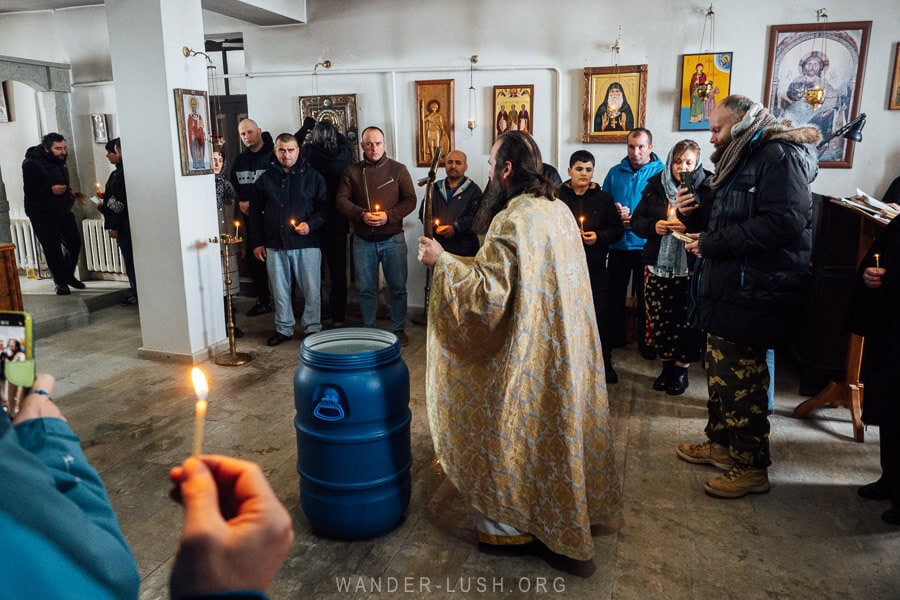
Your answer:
[417,131,621,561]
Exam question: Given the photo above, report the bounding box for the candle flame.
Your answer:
[434,219,440,226]
[374,204,381,212]
[191,367,208,400]
[667,204,676,220]
[233,220,239,227]
[290,219,296,226]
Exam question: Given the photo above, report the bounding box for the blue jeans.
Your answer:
[265,248,321,336]
[353,233,408,331]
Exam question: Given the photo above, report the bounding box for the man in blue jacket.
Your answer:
[602,128,664,363]
[249,133,329,346]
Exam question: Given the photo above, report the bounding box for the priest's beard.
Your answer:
[473,178,510,235]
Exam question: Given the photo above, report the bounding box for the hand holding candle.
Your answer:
[364,205,386,227]
[191,368,209,457]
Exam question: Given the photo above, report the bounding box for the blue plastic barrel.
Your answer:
[294,328,411,539]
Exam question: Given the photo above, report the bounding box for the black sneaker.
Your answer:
[55,283,71,295]
[119,293,138,306]
[68,277,87,290]
[246,302,273,317]
[653,361,674,391]
[666,366,689,395]
[266,332,293,346]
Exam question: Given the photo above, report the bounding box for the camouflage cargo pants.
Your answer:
[704,333,771,468]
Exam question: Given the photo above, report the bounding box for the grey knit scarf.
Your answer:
[709,103,776,189]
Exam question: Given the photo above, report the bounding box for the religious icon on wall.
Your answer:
[582,65,647,143]
[764,21,871,168]
[891,43,900,111]
[90,113,109,143]
[174,88,212,176]
[493,85,534,141]
[679,53,733,131]
[415,79,454,167]
[298,94,360,160]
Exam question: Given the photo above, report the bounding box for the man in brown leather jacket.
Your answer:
[335,126,416,346]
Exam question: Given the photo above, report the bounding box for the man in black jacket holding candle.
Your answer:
[249,133,328,346]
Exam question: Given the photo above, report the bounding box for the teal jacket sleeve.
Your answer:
[0,415,140,599]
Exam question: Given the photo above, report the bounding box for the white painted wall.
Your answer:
[1,81,43,219]
[1,0,898,311]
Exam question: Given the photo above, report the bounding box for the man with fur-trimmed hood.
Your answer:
[673,94,820,499]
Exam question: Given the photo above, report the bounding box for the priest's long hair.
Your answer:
[473,131,557,235]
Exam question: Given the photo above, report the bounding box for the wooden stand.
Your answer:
[0,244,24,311]
[792,196,887,442]
[793,335,865,442]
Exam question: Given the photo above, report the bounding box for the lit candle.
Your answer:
[191,368,209,457]
[874,253,880,269]
[579,216,585,232]
[374,204,381,213]
[94,181,100,191]
[290,219,296,228]
[667,204,676,221]
[233,220,240,238]
[434,218,440,228]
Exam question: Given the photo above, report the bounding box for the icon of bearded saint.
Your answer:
[593,82,635,132]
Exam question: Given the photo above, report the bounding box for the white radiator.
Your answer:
[82,218,126,274]
[10,218,44,271]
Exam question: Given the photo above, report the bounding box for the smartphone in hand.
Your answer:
[678,171,694,194]
[0,311,35,387]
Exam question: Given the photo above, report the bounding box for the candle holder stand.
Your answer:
[211,234,252,366]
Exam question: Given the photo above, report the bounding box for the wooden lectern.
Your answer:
[0,244,23,311]
[792,195,888,442]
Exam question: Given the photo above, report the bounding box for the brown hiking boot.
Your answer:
[675,441,733,470]
[704,463,770,498]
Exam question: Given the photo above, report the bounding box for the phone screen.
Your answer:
[0,312,30,368]
[1,312,34,414]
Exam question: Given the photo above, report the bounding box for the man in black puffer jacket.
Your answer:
[674,95,820,499]
[22,133,84,295]
[249,133,328,347]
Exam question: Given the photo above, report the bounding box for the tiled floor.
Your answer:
[26,292,900,599]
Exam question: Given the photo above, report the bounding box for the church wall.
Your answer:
[1,1,898,308]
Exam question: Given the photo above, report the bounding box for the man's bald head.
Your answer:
[444,150,468,184]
